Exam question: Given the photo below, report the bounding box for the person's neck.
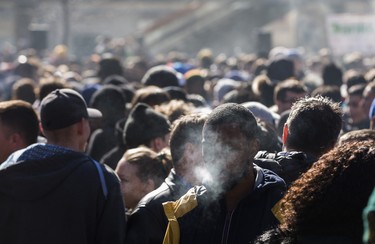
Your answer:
[225,167,255,211]
[47,140,82,152]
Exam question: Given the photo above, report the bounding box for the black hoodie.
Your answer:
[0,143,126,244]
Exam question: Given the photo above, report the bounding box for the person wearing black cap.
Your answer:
[0,89,126,244]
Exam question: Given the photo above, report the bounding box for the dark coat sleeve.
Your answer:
[125,202,168,244]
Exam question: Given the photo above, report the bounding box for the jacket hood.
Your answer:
[0,144,89,201]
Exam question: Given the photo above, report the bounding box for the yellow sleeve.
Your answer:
[162,187,199,244]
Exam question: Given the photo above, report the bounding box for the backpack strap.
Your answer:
[91,159,108,199]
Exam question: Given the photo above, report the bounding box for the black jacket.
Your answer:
[0,143,126,244]
[254,151,317,187]
[178,166,286,244]
[125,169,192,244]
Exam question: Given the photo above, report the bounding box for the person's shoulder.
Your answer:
[137,181,171,208]
[255,165,286,191]
[254,151,283,175]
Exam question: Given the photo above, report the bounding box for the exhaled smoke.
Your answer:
[193,133,249,201]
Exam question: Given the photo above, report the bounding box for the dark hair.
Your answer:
[97,57,124,82]
[338,129,375,145]
[322,62,343,87]
[155,100,194,124]
[274,79,307,103]
[124,147,168,188]
[286,96,342,156]
[38,77,68,101]
[266,58,294,82]
[221,84,259,105]
[278,141,375,242]
[204,103,260,141]
[89,85,126,126]
[141,65,179,88]
[258,120,282,152]
[0,100,39,145]
[347,83,366,97]
[169,113,207,166]
[131,86,171,109]
[11,78,36,104]
[252,74,275,107]
[311,85,342,103]
[345,72,367,90]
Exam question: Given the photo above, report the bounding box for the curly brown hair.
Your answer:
[278,140,375,241]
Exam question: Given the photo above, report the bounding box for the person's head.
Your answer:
[251,74,275,107]
[37,77,68,102]
[89,85,126,127]
[274,79,307,114]
[311,85,342,104]
[241,101,280,129]
[257,120,282,152]
[131,86,171,109]
[40,89,102,152]
[362,81,375,117]
[266,58,295,82]
[278,140,375,242]
[97,56,124,82]
[322,62,343,87]
[184,69,206,96]
[115,147,168,209]
[283,96,342,157]
[123,103,171,152]
[202,103,260,193]
[344,70,367,90]
[154,99,194,124]
[11,78,36,104]
[346,84,368,124]
[338,129,375,145]
[0,100,39,163]
[169,113,208,185]
[141,65,179,88]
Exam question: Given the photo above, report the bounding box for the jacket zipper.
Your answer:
[221,209,235,244]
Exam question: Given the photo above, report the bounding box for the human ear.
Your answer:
[282,124,289,145]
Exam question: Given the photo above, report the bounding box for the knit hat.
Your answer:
[123,103,171,149]
[41,88,102,130]
[241,101,280,127]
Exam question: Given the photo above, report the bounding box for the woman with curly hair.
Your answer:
[255,140,375,244]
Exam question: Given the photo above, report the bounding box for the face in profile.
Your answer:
[202,124,252,192]
[115,159,152,210]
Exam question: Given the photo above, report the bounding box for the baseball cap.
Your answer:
[41,88,102,130]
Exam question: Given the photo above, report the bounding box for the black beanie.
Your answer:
[123,103,171,149]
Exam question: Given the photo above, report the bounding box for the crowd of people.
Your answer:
[0,43,375,243]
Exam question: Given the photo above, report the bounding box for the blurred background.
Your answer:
[1,0,375,61]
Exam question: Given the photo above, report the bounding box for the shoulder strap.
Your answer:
[91,159,108,199]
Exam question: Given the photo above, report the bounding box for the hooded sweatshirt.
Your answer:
[0,143,126,244]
